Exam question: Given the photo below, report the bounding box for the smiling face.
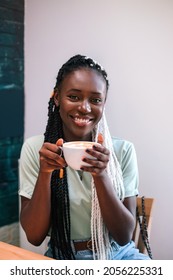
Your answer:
[54,68,107,141]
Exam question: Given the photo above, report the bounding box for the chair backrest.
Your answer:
[132,196,154,256]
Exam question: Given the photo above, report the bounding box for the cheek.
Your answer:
[59,99,68,112]
[97,104,105,115]
[59,106,66,119]
[58,103,65,118]
[59,101,72,121]
[59,99,72,110]
[94,106,105,122]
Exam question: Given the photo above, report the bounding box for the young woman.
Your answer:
[19,54,150,260]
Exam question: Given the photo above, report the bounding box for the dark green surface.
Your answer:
[0,136,23,226]
[0,0,24,226]
[0,89,24,138]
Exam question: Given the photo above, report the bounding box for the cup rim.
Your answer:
[63,141,99,147]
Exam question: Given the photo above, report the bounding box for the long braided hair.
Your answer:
[44,54,110,259]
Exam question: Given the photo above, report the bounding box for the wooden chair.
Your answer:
[132,196,154,258]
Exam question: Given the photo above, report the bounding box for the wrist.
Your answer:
[92,169,107,180]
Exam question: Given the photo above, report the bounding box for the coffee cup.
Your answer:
[62,141,100,170]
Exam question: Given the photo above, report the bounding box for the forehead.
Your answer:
[60,68,107,94]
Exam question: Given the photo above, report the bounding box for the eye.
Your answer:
[90,98,102,104]
[68,95,79,101]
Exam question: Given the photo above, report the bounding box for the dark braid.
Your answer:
[44,97,60,143]
[50,169,74,259]
[44,54,109,259]
[44,98,75,259]
[55,54,109,92]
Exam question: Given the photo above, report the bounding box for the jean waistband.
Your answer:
[72,239,93,252]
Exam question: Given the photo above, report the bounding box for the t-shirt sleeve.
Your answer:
[113,138,139,198]
[18,136,43,199]
[121,143,139,197]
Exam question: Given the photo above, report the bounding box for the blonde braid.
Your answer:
[91,111,125,259]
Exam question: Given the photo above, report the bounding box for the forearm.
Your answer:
[20,171,52,246]
[93,171,135,245]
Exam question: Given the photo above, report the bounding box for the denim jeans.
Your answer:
[45,240,150,260]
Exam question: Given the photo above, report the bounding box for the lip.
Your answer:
[70,115,93,127]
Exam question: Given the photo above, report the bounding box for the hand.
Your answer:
[81,133,110,176]
[39,138,67,173]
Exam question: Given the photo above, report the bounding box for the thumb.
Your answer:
[56,138,64,146]
[97,133,104,145]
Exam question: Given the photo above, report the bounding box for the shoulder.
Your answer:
[23,134,44,147]
[20,135,44,160]
[112,137,136,165]
[111,136,136,160]
[111,136,134,150]
[22,135,44,151]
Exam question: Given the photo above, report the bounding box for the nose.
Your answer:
[78,100,91,113]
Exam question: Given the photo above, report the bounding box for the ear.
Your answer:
[54,90,60,107]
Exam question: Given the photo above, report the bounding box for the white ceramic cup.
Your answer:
[62,141,100,170]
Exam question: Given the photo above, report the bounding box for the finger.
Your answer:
[82,158,107,170]
[80,165,104,175]
[43,142,61,153]
[97,133,104,145]
[46,157,66,167]
[40,153,67,167]
[55,139,64,156]
[86,146,110,157]
[40,146,65,163]
[56,138,64,146]
[56,146,63,156]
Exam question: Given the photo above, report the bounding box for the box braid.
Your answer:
[55,54,109,92]
[44,54,109,259]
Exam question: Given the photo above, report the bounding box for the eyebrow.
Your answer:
[67,88,102,95]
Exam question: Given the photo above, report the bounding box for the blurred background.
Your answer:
[0,0,173,259]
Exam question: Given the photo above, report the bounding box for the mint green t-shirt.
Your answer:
[19,135,139,240]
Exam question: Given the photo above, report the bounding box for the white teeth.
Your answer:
[74,117,90,123]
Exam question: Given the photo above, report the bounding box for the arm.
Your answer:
[19,138,66,246]
[81,136,137,245]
